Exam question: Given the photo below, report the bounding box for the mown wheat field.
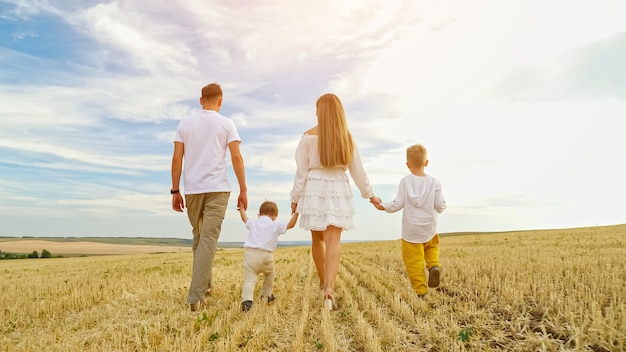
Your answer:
[1,225,624,352]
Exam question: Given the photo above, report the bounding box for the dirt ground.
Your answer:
[0,240,190,255]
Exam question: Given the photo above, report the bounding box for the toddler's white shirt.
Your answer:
[243,216,288,252]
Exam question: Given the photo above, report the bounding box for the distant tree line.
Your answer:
[0,249,55,260]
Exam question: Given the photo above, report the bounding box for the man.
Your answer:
[171,83,247,311]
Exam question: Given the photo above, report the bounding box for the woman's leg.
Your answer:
[323,225,342,293]
[311,230,326,290]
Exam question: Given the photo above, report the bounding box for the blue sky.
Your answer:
[1,0,625,242]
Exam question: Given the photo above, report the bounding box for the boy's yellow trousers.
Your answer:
[402,235,440,295]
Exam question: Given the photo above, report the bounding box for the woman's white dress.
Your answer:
[290,133,373,231]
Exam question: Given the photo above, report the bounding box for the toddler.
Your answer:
[238,201,298,311]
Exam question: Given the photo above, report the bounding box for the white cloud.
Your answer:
[79,2,197,74]
[0,0,46,20]
[494,31,626,102]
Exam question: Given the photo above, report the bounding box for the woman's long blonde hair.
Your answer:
[316,93,354,167]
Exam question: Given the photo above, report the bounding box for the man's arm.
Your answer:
[286,212,299,230]
[171,142,185,212]
[228,140,248,210]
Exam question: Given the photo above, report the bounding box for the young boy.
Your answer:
[238,201,298,311]
[372,144,447,297]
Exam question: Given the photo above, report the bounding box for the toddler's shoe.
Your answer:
[241,300,253,312]
[260,294,276,303]
[428,266,441,288]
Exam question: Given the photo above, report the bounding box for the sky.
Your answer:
[1,0,625,243]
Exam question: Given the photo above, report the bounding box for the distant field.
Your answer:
[0,239,190,255]
[1,224,624,351]
[0,236,193,246]
[0,237,250,255]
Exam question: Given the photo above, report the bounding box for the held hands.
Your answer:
[237,192,248,211]
[369,196,384,211]
[291,202,297,215]
[238,202,249,223]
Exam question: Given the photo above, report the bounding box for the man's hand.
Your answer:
[237,192,248,211]
[172,193,185,212]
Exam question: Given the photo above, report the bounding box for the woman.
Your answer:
[290,93,378,310]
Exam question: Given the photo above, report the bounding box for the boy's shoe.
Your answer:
[260,294,276,303]
[428,266,441,288]
[190,300,206,312]
[241,300,253,312]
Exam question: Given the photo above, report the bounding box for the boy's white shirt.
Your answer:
[243,215,288,252]
[381,174,447,244]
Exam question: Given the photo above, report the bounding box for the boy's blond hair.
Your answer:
[407,144,427,167]
[259,201,278,217]
[201,83,222,103]
[316,93,354,167]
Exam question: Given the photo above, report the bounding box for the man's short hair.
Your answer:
[201,83,222,102]
[259,201,278,217]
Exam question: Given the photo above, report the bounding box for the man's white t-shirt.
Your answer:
[174,109,241,194]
